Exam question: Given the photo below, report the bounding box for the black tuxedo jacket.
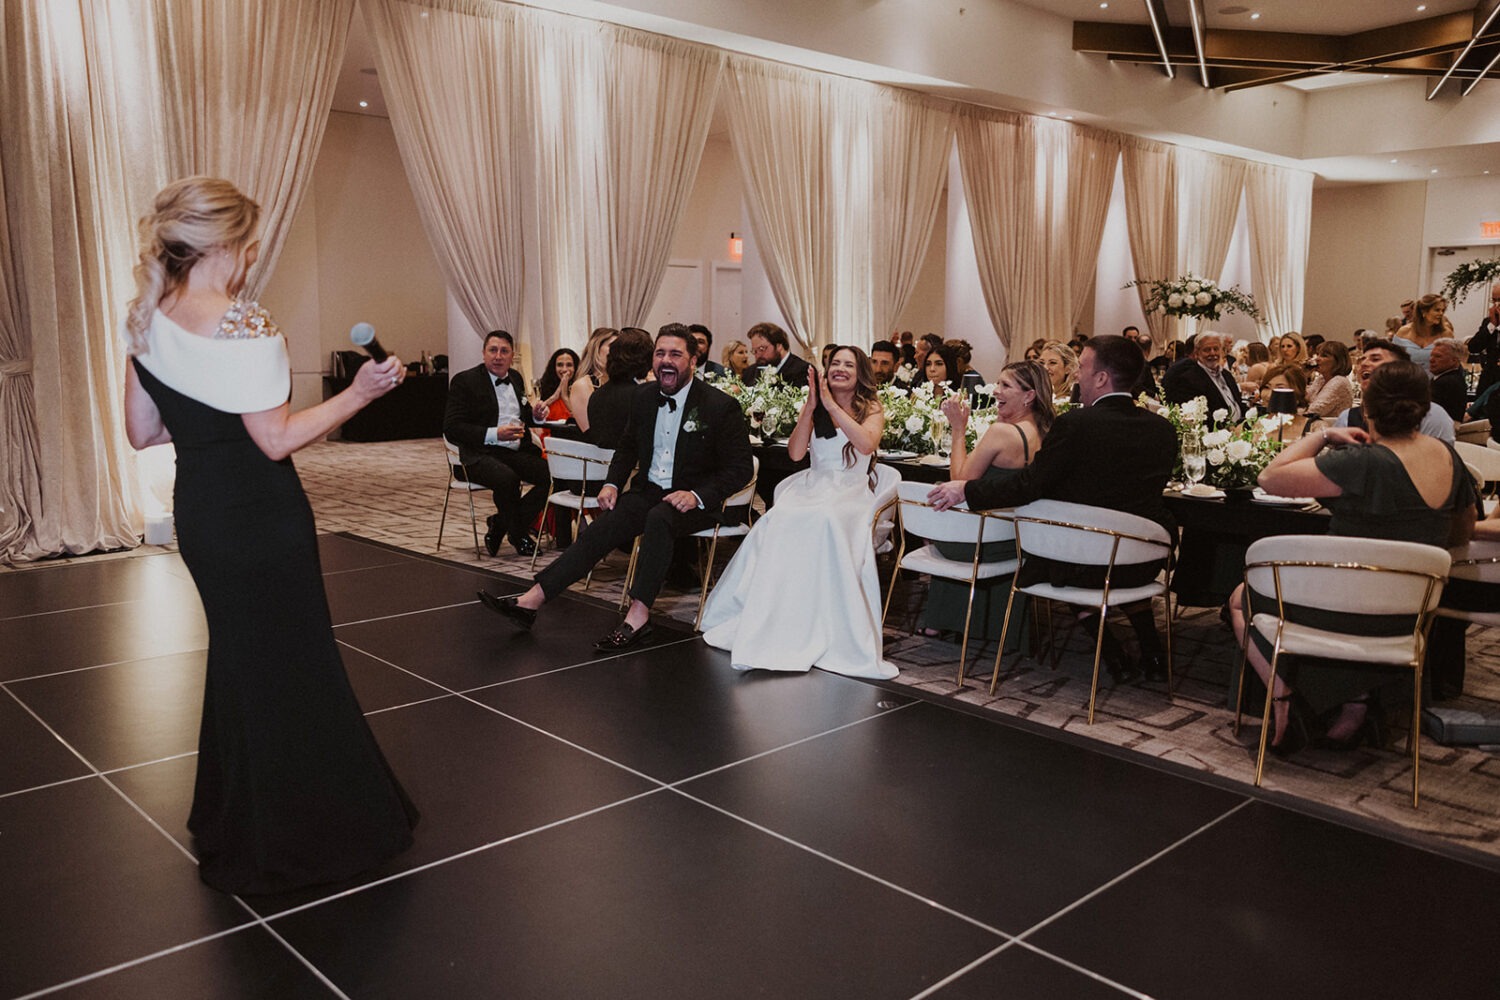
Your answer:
[1161,358,1244,424]
[1430,367,1467,422]
[443,364,540,463]
[745,352,810,388]
[1469,316,1499,390]
[963,394,1178,532]
[607,379,753,511]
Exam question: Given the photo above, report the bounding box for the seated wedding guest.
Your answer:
[1302,333,1325,354]
[1257,363,1310,437]
[722,338,752,379]
[869,339,902,384]
[1304,340,1354,419]
[1331,339,1455,442]
[821,342,839,372]
[1038,340,1079,405]
[927,335,1177,681]
[911,332,944,384]
[1427,496,1500,700]
[532,348,579,424]
[1382,317,1402,339]
[917,360,1053,642]
[1228,361,1475,754]
[1275,331,1308,369]
[1242,340,1272,392]
[1428,338,1469,423]
[1394,293,1453,373]
[744,321,811,387]
[923,342,961,399]
[568,326,617,436]
[689,324,724,376]
[1466,283,1500,393]
[946,338,983,384]
[1023,338,1047,362]
[699,346,894,677]
[478,326,753,651]
[1163,332,1244,425]
[585,327,652,448]
[444,330,550,557]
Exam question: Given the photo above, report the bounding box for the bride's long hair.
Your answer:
[822,345,882,485]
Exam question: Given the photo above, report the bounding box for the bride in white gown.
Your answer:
[700,346,896,678]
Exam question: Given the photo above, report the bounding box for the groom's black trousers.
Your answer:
[534,483,717,608]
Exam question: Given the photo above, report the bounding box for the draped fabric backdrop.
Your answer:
[1245,162,1314,338]
[368,0,721,364]
[0,0,352,562]
[957,111,1120,360]
[1121,139,1179,346]
[725,58,951,353]
[1173,147,1248,341]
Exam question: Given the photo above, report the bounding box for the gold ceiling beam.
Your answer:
[1186,0,1210,87]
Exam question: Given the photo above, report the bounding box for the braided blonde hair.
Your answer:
[125,177,260,355]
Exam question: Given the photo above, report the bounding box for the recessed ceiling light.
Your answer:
[1390,158,1399,163]
[1416,5,1427,11]
[359,101,369,108]
[1065,116,1075,120]
[1430,167,1439,173]
[1099,2,1109,8]
[1250,11,1261,19]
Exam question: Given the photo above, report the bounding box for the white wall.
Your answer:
[1304,181,1428,340]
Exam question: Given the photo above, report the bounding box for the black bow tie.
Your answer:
[658,394,677,412]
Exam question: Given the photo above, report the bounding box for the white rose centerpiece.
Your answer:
[1125,274,1260,322]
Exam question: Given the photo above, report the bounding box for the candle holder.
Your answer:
[1267,387,1298,444]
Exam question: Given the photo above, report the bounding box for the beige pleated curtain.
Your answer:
[0,0,353,562]
[366,0,722,358]
[724,58,953,353]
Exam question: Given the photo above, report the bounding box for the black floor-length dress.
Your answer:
[134,344,416,895]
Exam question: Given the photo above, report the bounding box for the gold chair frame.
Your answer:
[437,438,484,558]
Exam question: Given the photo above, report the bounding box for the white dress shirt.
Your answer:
[648,382,692,489]
[484,374,522,449]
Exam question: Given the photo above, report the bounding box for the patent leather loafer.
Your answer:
[594,622,654,652]
[476,590,536,630]
[510,534,537,557]
[484,515,501,557]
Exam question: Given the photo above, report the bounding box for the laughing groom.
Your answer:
[477,324,753,651]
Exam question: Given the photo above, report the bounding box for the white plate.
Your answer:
[1180,484,1224,499]
[878,450,918,460]
[917,454,949,467]
[1252,489,1315,506]
[542,420,569,427]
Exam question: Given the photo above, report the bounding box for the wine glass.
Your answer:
[1181,432,1206,490]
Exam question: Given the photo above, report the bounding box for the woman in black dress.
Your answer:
[122,177,418,895]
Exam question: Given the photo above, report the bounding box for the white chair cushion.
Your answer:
[901,544,1018,581]
[691,523,751,540]
[1250,613,1423,666]
[547,492,600,512]
[1017,579,1167,607]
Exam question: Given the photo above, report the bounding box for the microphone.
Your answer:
[349,322,388,363]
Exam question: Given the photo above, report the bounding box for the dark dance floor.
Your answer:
[3,533,1498,999]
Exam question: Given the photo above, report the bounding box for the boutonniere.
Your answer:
[682,407,703,434]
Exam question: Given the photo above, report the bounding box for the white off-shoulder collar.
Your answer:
[134,306,291,414]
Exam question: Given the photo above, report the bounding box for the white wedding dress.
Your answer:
[700,428,897,678]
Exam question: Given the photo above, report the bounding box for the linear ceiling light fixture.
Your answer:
[1428,1,1500,99]
[1461,44,1500,94]
[1187,0,1211,87]
[1142,0,1175,79]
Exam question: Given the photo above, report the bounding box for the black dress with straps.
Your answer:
[134,358,416,895]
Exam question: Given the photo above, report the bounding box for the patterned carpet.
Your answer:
[42,435,1498,866]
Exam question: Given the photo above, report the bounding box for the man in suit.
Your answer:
[743,322,810,387]
[1466,283,1500,393]
[869,340,902,385]
[927,335,1177,680]
[1325,339,1455,442]
[443,330,549,556]
[690,324,725,377]
[478,324,753,651]
[1428,338,1468,423]
[1161,332,1243,425]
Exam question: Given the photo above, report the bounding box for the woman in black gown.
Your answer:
[122,177,418,895]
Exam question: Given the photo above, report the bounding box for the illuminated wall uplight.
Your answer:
[359,100,369,108]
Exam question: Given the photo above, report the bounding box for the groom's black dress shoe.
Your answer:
[1138,651,1169,683]
[483,515,502,557]
[509,533,537,557]
[594,622,654,652]
[477,590,536,630]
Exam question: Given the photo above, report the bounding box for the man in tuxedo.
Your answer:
[1466,283,1500,393]
[869,340,901,385]
[743,322,810,387]
[1326,339,1455,442]
[927,335,1177,680]
[1161,332,1243,425]
[1428,338,1468,423]
[477,324,753,651]
[690,324,725,377]
[443,330,549,556]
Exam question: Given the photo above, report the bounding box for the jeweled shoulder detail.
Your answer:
[214,299,281,340]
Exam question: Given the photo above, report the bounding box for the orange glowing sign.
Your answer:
[1483,221,1500,239]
